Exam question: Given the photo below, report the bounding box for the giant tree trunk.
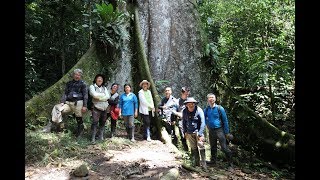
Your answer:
[25,0,294,166]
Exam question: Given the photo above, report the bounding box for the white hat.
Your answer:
[139,80,150,88]
[183,97,198,104]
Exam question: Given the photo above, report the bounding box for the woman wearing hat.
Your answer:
[138,80,155,141]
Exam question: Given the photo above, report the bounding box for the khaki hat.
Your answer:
[139,80,150,88]
[183,97,198,104]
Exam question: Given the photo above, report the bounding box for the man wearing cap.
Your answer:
[204,93,232,166]
[182,97,207,169]
[138,80,155,142]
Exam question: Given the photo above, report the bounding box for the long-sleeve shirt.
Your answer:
[158,95,177,121]
[204,104,230,134]
[182,106,206,136]
[89,84,110,111]
[108,92,119,106]
[61,79,88,107]
[119,92,138,116]
[138,89,154,115]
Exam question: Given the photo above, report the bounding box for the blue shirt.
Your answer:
[119,92,138,116]
[204,104,230,134]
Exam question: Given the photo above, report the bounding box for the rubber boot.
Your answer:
[111,119,116,138]
[98,126,105,140]
[146,128,151,141]
[76,117,84,138]
[199,149,207,170]
[91,124,97,143]
[130,127,136,142]
[126,127,130,139]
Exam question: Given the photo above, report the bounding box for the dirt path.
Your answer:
[25,129,289,180]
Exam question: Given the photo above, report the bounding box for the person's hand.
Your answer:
[81,106,87,113]
[134,112,138,118]
[198,135,205,142]
[60,103,65,106]
[225,133,234,140]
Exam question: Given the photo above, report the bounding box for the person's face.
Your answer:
[125,85,131,93]
[165,88,172,97]
[73,72,81,81]
[186,102,195,110]
[181,90,190,98]
[111,84,118,92]
[208,95,216,104]
[142,83,148,90]
[96,76,103,86]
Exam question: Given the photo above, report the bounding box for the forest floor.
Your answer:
[25,119,295,180]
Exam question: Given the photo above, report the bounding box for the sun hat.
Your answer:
[139,80,150,88]
[183,97,198,104]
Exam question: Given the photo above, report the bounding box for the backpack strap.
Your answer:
[217,105,224,127]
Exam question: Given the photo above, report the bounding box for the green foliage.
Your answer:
[87,1,131,49]
[198,0,295,133]
[154,80,171,96]
[25,0,90,101]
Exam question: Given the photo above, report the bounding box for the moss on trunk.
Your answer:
[230,101,295,165]
[25,44,105,126]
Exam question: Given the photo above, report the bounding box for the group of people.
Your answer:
[45,68,233,169]
[45,69,155,144]
[158,87,233,169]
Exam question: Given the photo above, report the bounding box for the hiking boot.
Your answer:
[147,137,151,142]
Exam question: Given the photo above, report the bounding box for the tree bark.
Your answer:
[25,44,105,126]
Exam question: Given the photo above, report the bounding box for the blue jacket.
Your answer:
[204,104,230,134]
[119,92,138,116]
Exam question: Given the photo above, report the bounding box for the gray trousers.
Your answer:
[208,127,232,161]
